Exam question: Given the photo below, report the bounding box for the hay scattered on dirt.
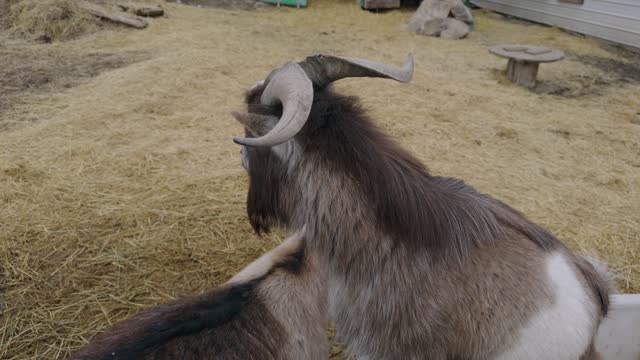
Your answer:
[0,43,147,129]
[0,0,18,29]
[0,2,638,360]
[573,53,640,82]
[527,51,640,97]
[9,0,100,41]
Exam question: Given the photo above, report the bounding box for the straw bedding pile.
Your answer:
[0,0,19,29]
[0,1,638,359]
[8,0,100,41]
[4,0,166,41]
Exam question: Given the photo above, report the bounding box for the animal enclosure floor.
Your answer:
[1,1,639,359]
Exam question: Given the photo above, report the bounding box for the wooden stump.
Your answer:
[79,1,148,29]
[489,45,564,88]
[506,59,539,88]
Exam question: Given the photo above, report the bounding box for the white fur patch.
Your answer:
[226,230,303,284]
[240,146,249,171]
[497,252,595,359]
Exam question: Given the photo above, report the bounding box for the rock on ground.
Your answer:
[406,0,473,39]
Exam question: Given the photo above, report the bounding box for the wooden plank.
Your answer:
[79,2,148,29]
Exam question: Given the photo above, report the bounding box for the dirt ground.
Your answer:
[1,1,639,359]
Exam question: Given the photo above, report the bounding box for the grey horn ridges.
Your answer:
[298,52,414,88]
[233,62,313,148]
[233,53,414,148]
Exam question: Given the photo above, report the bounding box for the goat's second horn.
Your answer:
[233,62,313,148]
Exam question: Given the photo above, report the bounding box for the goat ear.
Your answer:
[231,111,279,137]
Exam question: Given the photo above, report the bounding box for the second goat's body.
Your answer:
[70,231,328,360]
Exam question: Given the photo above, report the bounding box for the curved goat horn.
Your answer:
[233,54,413,147]
[298,52,414,88]
[233,62,313,148]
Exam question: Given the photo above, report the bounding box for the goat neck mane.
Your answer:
[296,89,560,258]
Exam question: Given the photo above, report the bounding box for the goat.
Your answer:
[231,53,613,360]
[69,229,328,360]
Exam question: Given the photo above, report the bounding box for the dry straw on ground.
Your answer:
[0,1,639,359]
[8,0,100,41]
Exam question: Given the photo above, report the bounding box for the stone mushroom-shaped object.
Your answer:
[489,45,564,88]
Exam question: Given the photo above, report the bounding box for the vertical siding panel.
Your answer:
[471,0,640,49]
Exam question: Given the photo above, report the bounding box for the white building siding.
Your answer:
[471,0,640,49]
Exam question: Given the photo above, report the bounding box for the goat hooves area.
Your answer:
[489,44,564,88]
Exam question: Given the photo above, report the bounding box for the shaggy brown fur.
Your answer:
[574,255,611,317]
[70,233,328,360]
[238,82,611,359]
[244,85,560,259]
